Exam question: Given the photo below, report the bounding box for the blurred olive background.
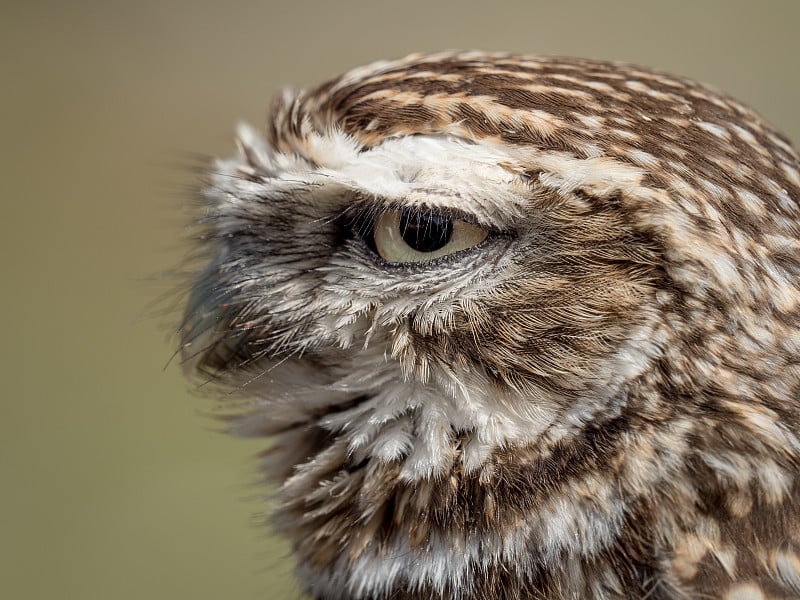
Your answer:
[2,1,798,598]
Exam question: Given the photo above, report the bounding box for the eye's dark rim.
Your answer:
[337,199,514,270]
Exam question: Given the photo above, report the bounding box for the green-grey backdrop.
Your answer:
[3,1,799,598]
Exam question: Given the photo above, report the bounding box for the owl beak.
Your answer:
[180,278,222,380]
[179,255,240,380]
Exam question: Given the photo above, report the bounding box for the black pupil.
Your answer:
[399,210,454,253]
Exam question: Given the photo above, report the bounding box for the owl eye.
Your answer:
[373,208,488,264]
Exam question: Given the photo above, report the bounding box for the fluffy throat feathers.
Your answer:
[183,126,662,482]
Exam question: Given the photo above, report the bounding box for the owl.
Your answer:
[180,52,800,599]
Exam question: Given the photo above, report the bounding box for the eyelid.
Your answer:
[343,200,497,235]
[374,209,488,263]
[340,201,494,265]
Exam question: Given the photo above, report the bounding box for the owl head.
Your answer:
[180,52,800,599]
